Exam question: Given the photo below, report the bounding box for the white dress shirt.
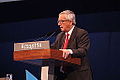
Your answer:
[60,26,75,54]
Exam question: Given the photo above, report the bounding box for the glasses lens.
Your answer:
[57,20,69,23]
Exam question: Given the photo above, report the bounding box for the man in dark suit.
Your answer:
[51,10,92,80]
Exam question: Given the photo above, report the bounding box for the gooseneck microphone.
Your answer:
[45,28,60,41]
[33,33,48,42]
[45,31,56,41]
[33,28,60,41]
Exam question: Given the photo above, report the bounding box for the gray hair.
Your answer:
[59,10,76,25]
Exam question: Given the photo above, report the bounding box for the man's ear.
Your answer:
[70,21,73,25]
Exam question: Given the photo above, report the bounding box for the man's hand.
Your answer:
[59,49,71,59]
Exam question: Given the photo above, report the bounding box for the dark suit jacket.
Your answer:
[51,27,92,80]
[51,27,90,69]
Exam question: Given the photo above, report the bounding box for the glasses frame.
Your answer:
[57,20,70,23]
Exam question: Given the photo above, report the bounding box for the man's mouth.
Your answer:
[60,26,63,29]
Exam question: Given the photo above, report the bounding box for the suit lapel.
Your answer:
[67,27,77,48]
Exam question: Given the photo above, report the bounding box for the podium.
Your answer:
[13,41,81,80]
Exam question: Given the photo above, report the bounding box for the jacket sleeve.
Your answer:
[71,30,90,58]
[50,32,63,49]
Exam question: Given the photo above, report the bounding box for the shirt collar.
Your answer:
[65,25,75,38]
[66,25,75,35]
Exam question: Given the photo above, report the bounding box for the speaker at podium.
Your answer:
[13,40,80,80]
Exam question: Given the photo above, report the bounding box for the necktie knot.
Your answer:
[66,33,69,39]
[62,33,69,49]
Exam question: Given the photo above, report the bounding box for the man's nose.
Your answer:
[58,22,61,26]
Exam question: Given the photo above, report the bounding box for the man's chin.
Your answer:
[60,29,64,31]
[60,29,67,32]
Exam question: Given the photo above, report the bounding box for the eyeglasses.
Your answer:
[57,20,70,23]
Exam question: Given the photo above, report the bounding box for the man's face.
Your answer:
[58,14,73,32]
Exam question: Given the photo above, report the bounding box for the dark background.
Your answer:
[0,0,120,80]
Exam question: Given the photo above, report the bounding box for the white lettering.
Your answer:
[21,42,42,49]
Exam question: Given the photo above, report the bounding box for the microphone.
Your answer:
[33,33,48,42]
[45,28,60,40]
[33,28,60,41]
[45,31,56,41]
